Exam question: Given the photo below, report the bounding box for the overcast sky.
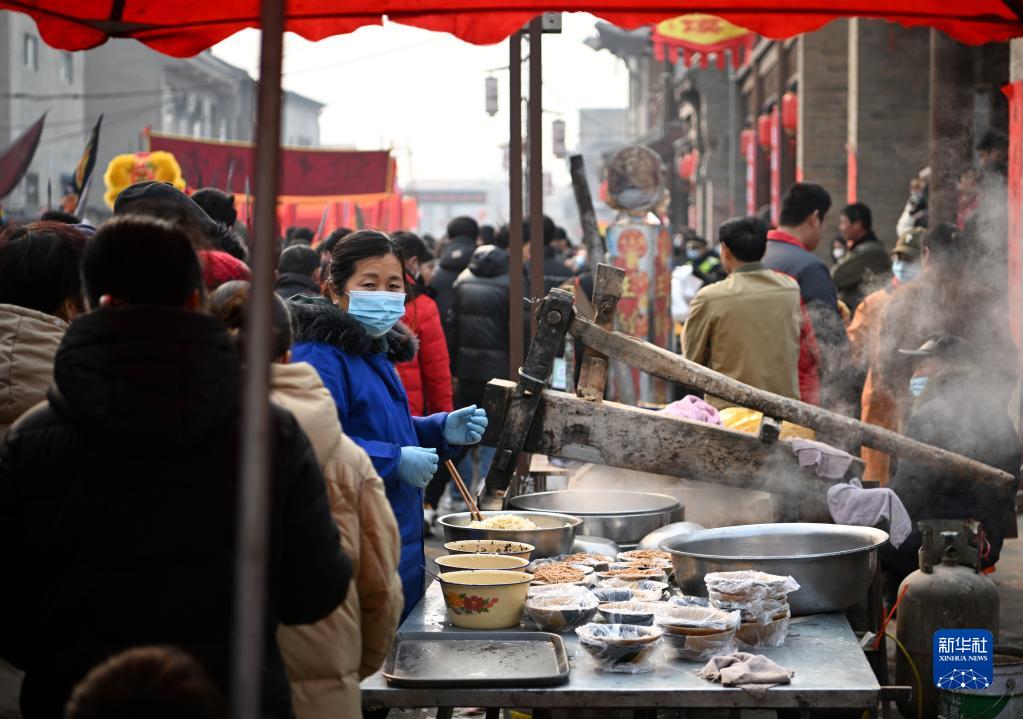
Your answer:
[212,13,629,189]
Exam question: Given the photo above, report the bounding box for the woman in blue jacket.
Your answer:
[289,230,487,618]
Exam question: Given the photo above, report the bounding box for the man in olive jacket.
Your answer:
[0,215,351,719]
[683,217,803,409]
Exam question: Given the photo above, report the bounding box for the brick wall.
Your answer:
[849,20,930,246]
[798,20,849,251]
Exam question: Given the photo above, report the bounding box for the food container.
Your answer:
[529,561,593,586]
[637,522,706,551]
[591,588,634,604]
[443,539,535,560]
[667,594,710,609]
[597,601,658,626]
[434,554,530,575]
[597,567,668,584]
[575,623,663,673]
[597,578,669,602]
[524,586,599,632]
[660,523,890,615]
[734,612,792,649]
[617,549,674,569]
[439,511,583,559]
[438,570,533,629]
[508,490,684,545]
[655,605,740,663]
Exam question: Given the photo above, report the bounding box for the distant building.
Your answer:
[0,25,323,218]
[408,180,508,237]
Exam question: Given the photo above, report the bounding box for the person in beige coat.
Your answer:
[0,222,86,443]
[209,281,403,719]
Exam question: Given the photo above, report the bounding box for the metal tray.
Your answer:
[382,631,571,688]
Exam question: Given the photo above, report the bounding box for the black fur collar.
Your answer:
[288,296,417,363]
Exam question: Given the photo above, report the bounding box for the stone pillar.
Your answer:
[797,20,849,246]
[848,20,930,244]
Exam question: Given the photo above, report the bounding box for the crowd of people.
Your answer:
[0,126,1018,716]
[674,127,1020,602]
[0,180,588,719]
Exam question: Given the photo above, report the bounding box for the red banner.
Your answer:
[1003,81,1022,345]
[148,132,391,197]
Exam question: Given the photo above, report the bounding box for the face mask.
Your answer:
[832,248,846,262]
[686,248,702,261]
[909,376,929,398]
[345,290,406,337]
[892,259,920,284]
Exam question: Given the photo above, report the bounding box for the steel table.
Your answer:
[362,583,881,715]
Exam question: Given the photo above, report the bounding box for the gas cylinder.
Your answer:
[895,528,999,719]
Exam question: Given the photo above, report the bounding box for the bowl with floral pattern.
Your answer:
[438,570,534,629]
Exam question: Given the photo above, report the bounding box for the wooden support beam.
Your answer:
[568,316,1017,493]
[569,154,604,270]
[480,289,576,509]
[481,380,862,500]
[576,263,625,401]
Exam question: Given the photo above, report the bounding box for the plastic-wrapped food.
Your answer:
[524,585,598,632]
[703,571,800,601]
[597,578,669,601]
[654,605,741,634]
[528,582,587,598]
[530,562,591,585]
[734,611,792,649]
[575,623,663,673]
[591,587,634,603]
[661,630,736,663]
[562,552,614,571]
[709,594,790,623]
[597,601,660,626]
[668,594,710,609]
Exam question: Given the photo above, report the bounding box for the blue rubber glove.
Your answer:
[444,405,489,445]
[398,446,439,488]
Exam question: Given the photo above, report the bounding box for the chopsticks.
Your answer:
[446,459,484,523]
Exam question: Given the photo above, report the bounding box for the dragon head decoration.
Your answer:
[103,151,186,208]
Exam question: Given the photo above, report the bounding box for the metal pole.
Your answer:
[528,17,544,328]
[508,33,524,381]
[231,1,283,717]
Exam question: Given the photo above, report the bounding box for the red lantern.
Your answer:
[782,91,798,135]
[739,129,755,159]
[757,114,771,149]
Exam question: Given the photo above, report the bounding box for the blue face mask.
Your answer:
[909,376,929,398]
[346,290,406,337]
[686,248,702,261]
[892,259,920,284]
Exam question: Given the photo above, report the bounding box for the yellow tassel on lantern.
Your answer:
[103,151,186,208]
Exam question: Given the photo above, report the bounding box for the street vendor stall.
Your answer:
[362,583,882,717]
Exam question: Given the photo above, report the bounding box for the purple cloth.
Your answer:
[788,438,854,480]
[827,478,912,548]
[660,395,722,425]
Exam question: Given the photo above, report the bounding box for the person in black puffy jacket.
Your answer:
[429,217,479,354]
[0,215,351,719]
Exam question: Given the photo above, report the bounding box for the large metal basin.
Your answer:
[660,523,890,615]
[438,510,583,559]
[506,491,683,545]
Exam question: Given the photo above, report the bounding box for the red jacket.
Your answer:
[395,291,454,416]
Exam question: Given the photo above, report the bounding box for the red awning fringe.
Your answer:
[0,2,1020,57]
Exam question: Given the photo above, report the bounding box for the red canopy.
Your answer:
[3,1,1021,57]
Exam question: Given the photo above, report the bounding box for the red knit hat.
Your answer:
[198,249,251,292]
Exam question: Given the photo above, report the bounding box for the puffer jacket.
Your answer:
[0,304,67,442]
[0,306,352,719]
[450,245,511,383]
[429,235,478,353]
[395,287,453,416]
[271,362,403,719]
[289,297,451,619]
